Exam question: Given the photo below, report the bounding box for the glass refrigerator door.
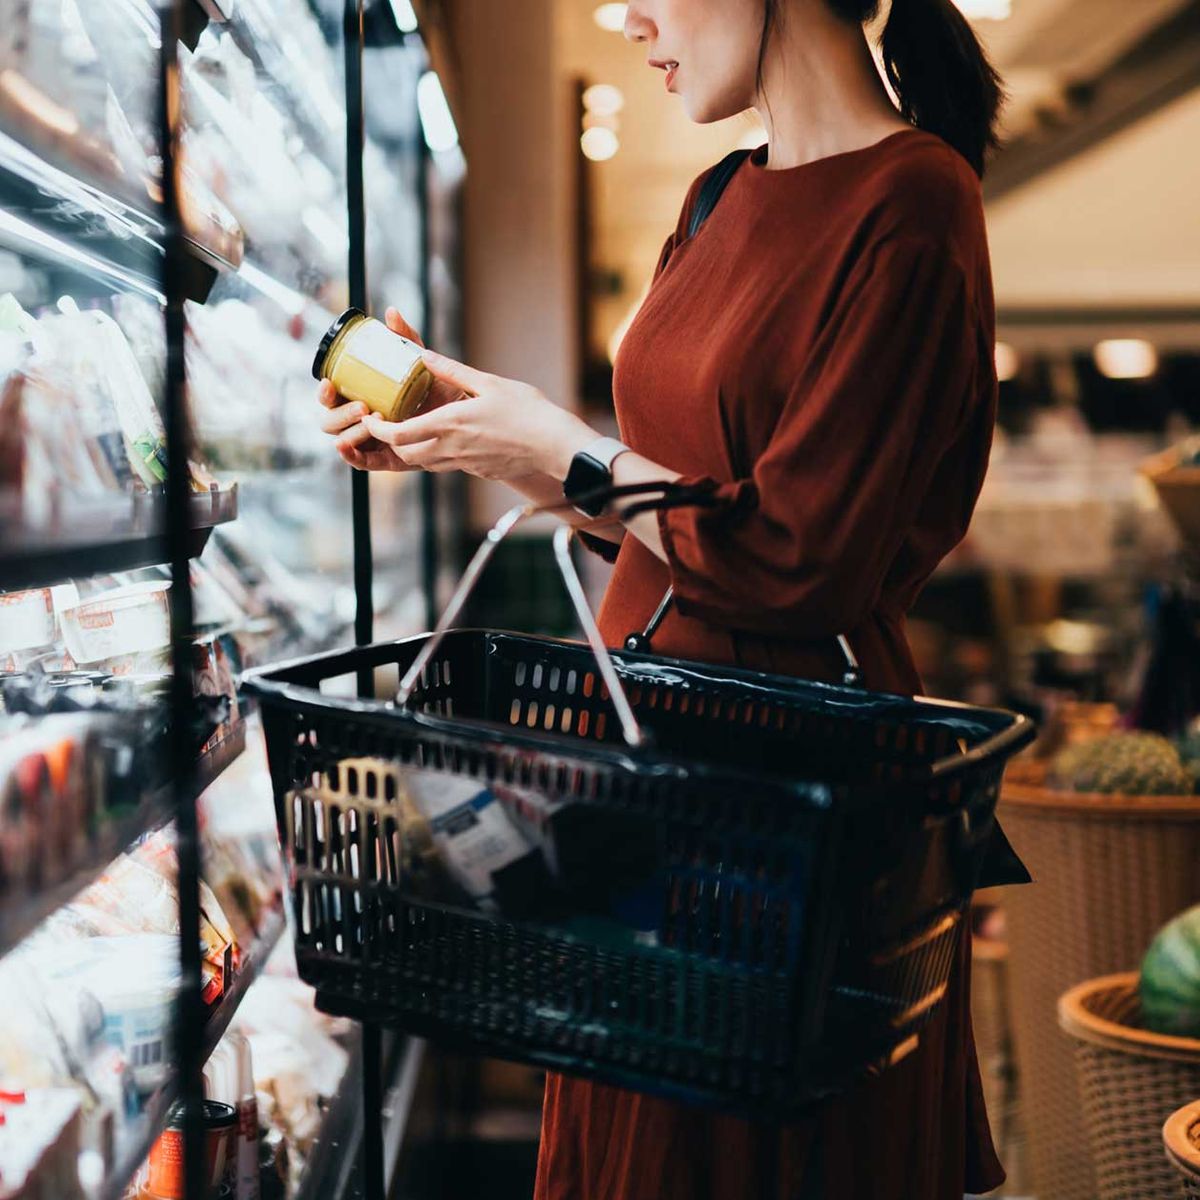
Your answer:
[183,0,357,664]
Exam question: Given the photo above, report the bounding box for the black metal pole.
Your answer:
[344,6,385,1199]
[346,0,374,695]
[160,4,205,1200]
[418,118,438,629]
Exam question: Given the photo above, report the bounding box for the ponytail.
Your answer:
[758,0,1004,178]
[878,0,1004,177]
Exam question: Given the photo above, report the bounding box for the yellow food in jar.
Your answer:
[312,308,434,423]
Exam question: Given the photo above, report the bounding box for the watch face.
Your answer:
[564,453,609,516]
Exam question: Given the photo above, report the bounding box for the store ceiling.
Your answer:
[553,0,1200,342]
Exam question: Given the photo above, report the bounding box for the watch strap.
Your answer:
[581,437,630,472]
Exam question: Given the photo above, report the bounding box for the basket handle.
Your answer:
[395,502,649,749]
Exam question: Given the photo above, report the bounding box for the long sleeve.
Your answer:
[657,235,987,638]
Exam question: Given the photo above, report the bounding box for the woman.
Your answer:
[318,0,1010,1195]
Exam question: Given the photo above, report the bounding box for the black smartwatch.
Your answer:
[563,437,632,517]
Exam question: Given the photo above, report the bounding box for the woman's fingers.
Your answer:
[317,379,341,409]
[385,307,423,345]
[361,402,469,448]
[335,421,379,452]
[421,349,490,396]
[321,402,368,436]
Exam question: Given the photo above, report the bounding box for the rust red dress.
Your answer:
[534,129,1005,1200]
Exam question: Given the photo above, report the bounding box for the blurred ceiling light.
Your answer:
[994,341,1019,382]
[593,3,628,33]
[583,83,625,117]
[387,0,419,33]
[581,126,620,162]
[1094,338,1158,380]
[951,0,1012,17]
[417,71,459,153]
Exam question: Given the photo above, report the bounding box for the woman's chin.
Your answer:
[680,92,750,127]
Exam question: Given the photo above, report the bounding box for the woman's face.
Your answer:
[625,0,767,124]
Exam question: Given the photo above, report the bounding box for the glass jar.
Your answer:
[312,307,433,423]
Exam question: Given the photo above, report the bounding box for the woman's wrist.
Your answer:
[540,412,601,482]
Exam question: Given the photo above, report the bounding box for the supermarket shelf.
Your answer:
[295,1035,426,1200]
[95,902,287,1200]
[0,485,239,592]
[0,721,247,959]
[0,128,234,304]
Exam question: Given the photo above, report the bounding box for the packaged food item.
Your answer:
[0,590,57,655]
[311,309,433,424]
[144,1100,238,1200]
[0,1088,84,1200]
[204,1030,258,1200]
[59,582,171,666]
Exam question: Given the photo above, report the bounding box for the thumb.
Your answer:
[421,349,490,396]
[385,307,424,346]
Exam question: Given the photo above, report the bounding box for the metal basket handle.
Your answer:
[395,503,648,748]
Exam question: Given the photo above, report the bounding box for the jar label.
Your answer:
[347,321,423,383]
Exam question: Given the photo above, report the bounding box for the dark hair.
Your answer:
[757,0,1004,178]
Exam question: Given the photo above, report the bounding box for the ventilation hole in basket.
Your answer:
[350,839,360,879]
[532,664,544,689]
[543,704,556,731]
[347,767,359,796]
[515,662,528,687]
[548,666,561,692]
[679,693,690,714]
[894,725,909,752]
[432,661,441,687]
[662,690,674,711]
[311,770,323,791]
[694,696,706,716]
[365,771,378,800]
[744,704,756,725]
[291,796,305,855]
[442,660,452,685]
[560,707,573,733]
[509,698,522,725]
[760,707,771,727]
[383,773,397,803]
[583,673,596,698]
[561,669,576,695]
[629,685,643,705]
[646,688,658,709]
[595,713,607,740]
[445,698,454,717]
[578,711,590,737]
[914,728,927,755]
[300,887,312,935]
[526,702,540,728]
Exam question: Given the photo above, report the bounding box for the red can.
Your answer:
[144,1100,238,1199]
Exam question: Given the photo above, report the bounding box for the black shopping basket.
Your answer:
[242,494,1035,1115]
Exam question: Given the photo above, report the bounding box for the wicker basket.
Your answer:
[999,769,1200,1200]
[1164,1100,1200,1198]
[1059,975,1200,1199]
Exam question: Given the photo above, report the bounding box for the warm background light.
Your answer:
[994,341,1020,382]
[593,3,628,33]
[581,126,620,162]
[583,84,625,118]
[1093,338,1159,380]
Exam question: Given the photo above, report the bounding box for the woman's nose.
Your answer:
[623,2,656,43]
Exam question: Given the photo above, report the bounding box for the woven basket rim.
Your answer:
[1059,974,1200,1064]
[1164,1100,1200,1178]
[1002,776,1200,819]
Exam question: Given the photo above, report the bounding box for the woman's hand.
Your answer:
[317,308,463,473]
[358,351,598,483]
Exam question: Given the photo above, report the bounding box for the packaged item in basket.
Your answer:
[402,770,545,915]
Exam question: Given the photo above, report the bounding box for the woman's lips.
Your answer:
[665,64,677,91]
